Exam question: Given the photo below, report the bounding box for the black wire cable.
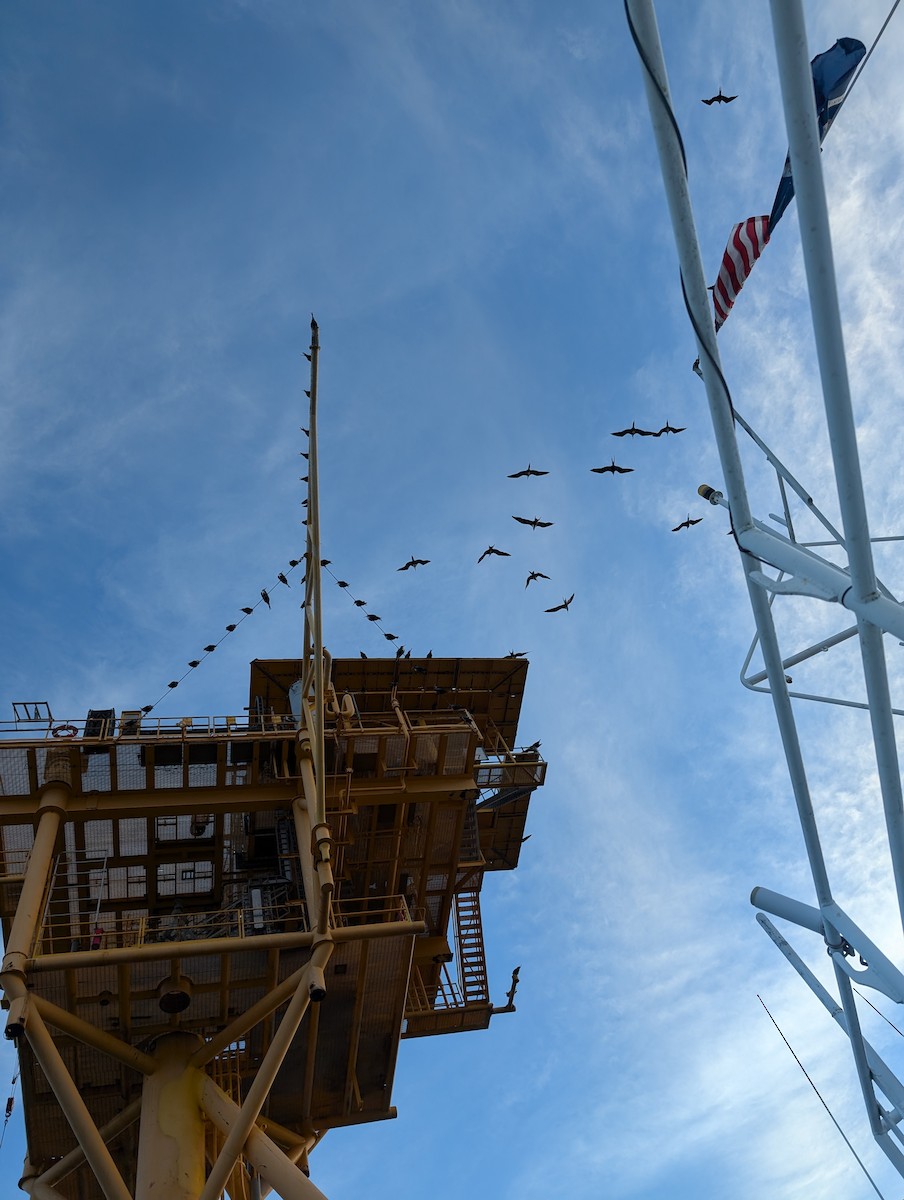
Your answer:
[758,994,887,1199]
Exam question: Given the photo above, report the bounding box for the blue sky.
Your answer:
[4,2,904,1197]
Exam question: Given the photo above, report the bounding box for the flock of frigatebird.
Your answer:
[147,341,708,697]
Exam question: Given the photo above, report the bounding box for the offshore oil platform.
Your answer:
[0,325,546,1198]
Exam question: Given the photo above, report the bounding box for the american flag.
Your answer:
[712,215,770,330]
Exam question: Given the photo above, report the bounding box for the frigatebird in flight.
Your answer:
[612,422,657,438]
[512,515,553,530]
[525,571,550,588]
[591,460,633,475]
[545,594,574,613]
[478,546,511,563]
[672,515,703,532]
[398,556,430,571]
[508,464,549,478]
[701,89,737,105]
[657,421,686,436]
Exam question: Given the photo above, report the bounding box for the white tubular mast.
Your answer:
[627,0,904,1177]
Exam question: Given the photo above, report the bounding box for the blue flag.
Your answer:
[769,37,865,231]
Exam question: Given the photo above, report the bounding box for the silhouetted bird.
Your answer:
[524,740,541,753]
[612,422,657,437]
[545,594,574,613]
[398,557,430,571]
[277,573,289,587]
[384,633,399,642]
[354,599,367,607]
[241,607,254,615]
[672,515,703,532]
[300,452,309,460]
[188,661,200,669]
[507,650,527,658]
[508,464,549,478]
[168,681,179,689]
[301,426,309,436]
[395,645,406,659]
[657,421,686,436]
[261,589,271,608]
[525,571,550,588]
[360,651,368,659]
[225,624,236,632]
[478,546,511,563]
[321,559,331,566]
[203,645,216,653]
[426,650,433,658]
[513,516,553,530]
[592,460,633,474]
[702,89,737,105]
[366,614,381,622]
[141,705,154,714]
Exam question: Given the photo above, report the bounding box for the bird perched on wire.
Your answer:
[225,624,236,632]
[701,89,737,105]
[592,460,633,475]
[261,589,271,608]
[507,464,548,479]
[512,515,553,530]
[478,546,511,563]
[672,515,703,532]
[203,645,216,653]
[188,660,200,669]
[525,571,550,588]
[398,556,430,571]
[277,572,290,587]
[354,599,367,607]
[545,594,574,613]
[241,607,254,615]
[366,614,381,622]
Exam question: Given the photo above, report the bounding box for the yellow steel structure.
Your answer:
[0,324,546,1198]
[0,656,545,1198]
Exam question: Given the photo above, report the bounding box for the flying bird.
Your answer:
[591,460,634,475]
[701,89,737,105]
[398,556,430,571]
[512,515,553,530]
[612,422,657,438]
[507,464,549,479]
[525,571,550,588]
[657,421,686,436]
[672,515,703,532]
[241,607,254,615]
[478,546,511,563]
[545,594,574,613]
[261,589,271,608]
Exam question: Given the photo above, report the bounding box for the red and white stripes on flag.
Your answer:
[712,215,770,330]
